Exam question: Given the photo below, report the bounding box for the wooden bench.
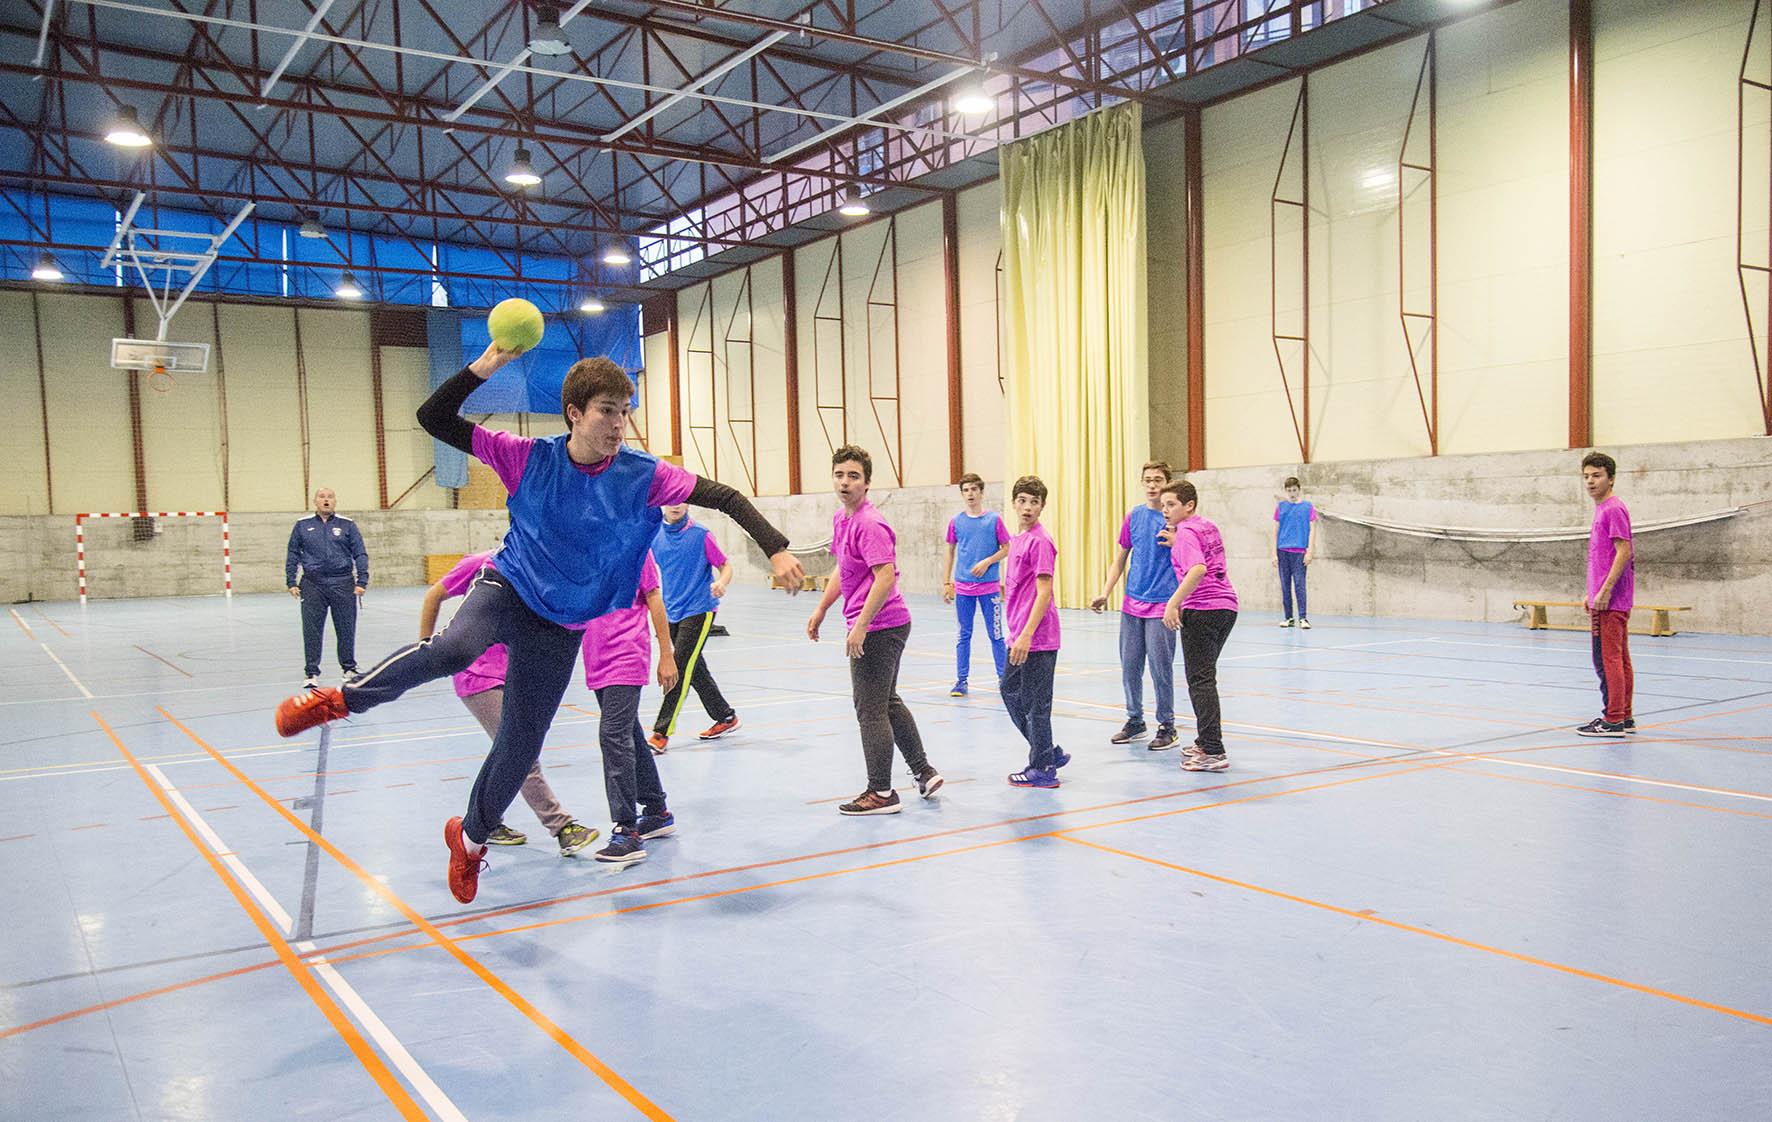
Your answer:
[1512,600,1692,637]
[773,572,830,591]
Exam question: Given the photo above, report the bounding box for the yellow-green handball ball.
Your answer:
[488,298,545,353]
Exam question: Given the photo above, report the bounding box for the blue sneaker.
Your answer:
[1050,747,1071,769]
[594,829,647,864]
[949,680,968,697]
[636,810,676,839]
[1008,767,1059,788]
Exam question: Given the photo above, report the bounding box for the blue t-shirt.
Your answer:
[651,517,727,623]
[1275,500,1316,552]
[946,510,1009,593]
[1122,505,1179,606]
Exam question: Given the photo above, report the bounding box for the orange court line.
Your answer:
[70,823,107,831]
[133,644,195,679]
[10,610,34,640]
[1055,833,1772,1028]
[804,777,977,805]
[0,957,284,1041]
[159,707,679,1122]
[164,740,596,793]
[33,606,70,637]
[2,833,36,842]
[89,712,430,1120]
[1644,700,1772,729]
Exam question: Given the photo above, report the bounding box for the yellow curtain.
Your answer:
[1000,101,1149,609]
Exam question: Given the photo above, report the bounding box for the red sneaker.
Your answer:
[698,715,740,740]
[444,816,487,903]
[647,732,669,755]
[274,687,348,737]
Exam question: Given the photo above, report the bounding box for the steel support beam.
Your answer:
[1569,0,1593,449]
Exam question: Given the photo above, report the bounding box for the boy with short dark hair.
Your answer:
[942,472,1010,696]
[1091,461,1180,749]
[1002,475,1067,788]
[807,445,943,814]
[272,343,803,903]
[1272,475,1318,628]
[1578,451,1635,738]
[648,503,739,753]
[1160,480,1239,772]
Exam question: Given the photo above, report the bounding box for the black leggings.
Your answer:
[653,611,733,735]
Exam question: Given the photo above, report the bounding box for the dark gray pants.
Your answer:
[1001,648,1059,770]
[849,622,931,791]
[596,685,667,829]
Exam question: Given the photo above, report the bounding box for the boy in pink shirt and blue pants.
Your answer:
[1160,481,1239,771]
[1002,475,1070,788]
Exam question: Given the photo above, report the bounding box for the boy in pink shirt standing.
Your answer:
[1159,481,1239,772]
[580,553,681,863]
[1002,476,1069,788]
[1578,451,1635,738]
[807,445,944,815]
[421,552,598,855]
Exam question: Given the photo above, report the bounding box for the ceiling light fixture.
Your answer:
[335,271,364,299]
[838,184,870,217]
[31,255,64,281]
[579,296,606,314]
[105,105,152,148]
[528,3,572,56]
[952,79,992,115]
[298,212,326,238]
[601,243,632,266]
[505,146,542,187]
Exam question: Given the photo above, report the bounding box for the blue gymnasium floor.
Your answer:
[2,585,1768,1121]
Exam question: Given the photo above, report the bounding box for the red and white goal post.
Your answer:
[75,511,232,604]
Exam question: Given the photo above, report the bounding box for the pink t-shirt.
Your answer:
[834,501,911,632]
[1587,495,1634,612]
[1170,517,1239,612]
[440,552,507,698]
[470,428,696,507]
[1117,511,1168,619]
[581,553,662,689]
[1004,523,1061,651]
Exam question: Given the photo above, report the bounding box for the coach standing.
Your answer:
[286,487,369,688]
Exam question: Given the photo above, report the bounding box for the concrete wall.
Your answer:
[0,509,511,604]
[1182,437,1772,636]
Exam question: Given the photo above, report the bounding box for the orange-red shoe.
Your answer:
[647,732,669,755]
[274,687,348,737]
[698,715,740,740]
[444,816,487,903]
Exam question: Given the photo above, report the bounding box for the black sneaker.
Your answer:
[485,824,527,846]
[915,769,944,798]
[1110,720,1148,745]
[1576,717,1628,739]
[594,829,647,864]
[1622,718,1638,734]
[636,810,676,838]
[1149,726,1178,751]
[838,790,902,815]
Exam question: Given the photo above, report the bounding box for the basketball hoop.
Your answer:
[147,363,174,393]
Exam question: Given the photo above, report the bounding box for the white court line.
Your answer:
[40,643,93,698]
[8,607,34,638]
[0,746,312,783]
[1423,637,1772,668]
[1440,754,1772,804]
[145,763,469,1122]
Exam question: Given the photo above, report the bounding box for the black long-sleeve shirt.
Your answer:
[417,367,789,558]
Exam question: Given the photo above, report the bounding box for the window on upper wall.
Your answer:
[639,208,706,283]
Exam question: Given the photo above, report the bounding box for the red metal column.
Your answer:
[32,291,55,514]
[1185,106,1205,472]
[1569,0,1595,448]
[122,297,150,534]
[942,193,964,481]
[782,250,803,493]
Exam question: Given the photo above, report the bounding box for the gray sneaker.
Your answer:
[1110,720,1148,744]
[556,821,598,856]
[485,824,527,846]
[1149,726,1178,751]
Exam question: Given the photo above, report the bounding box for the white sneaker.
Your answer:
[303,676,321,690]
